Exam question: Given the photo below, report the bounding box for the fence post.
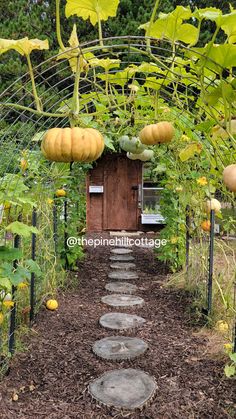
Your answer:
[8,232,20,355]
[186,205,190,272]
[30,207,37,324]
[207,209,215,314]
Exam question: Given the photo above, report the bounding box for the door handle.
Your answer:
[131,186,138,190]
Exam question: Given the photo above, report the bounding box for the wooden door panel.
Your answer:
[103,156,141,230]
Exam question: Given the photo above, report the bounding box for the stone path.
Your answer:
[89,245,157,410]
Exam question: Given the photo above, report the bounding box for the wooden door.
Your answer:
[103,155,141,230]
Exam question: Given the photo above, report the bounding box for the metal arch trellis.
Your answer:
[0,35,235,368]
[0,36,232,195]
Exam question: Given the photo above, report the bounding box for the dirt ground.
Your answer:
[0,236,235,419]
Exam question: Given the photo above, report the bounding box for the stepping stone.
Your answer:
[111,248,133,255]
[101,294,144,308]
[105,282,137,294]
[110,262,136,270]
[89,368,156,410]
[92,336,148,361]
[108,271,138,280]
[99,312,146,330]
[110,255,135,262]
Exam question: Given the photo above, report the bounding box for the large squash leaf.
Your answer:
[6,221,39,238]
[0,38,49,56]
[192,44,236,73]
[179,143,202,162]
[140,6,198,45]
[220,11,236,44]
[65,0,120,25]
[193,7,222,23]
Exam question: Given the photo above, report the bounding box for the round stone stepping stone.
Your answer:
[110,262,136,270]
[101,294,144,308]
[89,368,156,409]
[92,336,148,361]
[110,255,135,262]
[108,271,138,280]
[105,282,137,294]
[111,248,133,255]
[99,312,146,330]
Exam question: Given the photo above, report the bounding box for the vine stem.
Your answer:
[146,0,160,53]
[70,57,81,127]
[0,102,68,118]
[97,14,104,48]
[26,54,42,112]
[56,0,66,51]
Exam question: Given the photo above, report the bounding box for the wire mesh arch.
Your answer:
[0,35,231,197]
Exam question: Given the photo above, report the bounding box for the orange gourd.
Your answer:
[139,122,174,145]
[41,127,104,163]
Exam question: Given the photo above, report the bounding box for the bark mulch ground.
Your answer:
[0,236,235,418]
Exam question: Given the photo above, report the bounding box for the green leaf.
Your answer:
[104,136,115,151]
[32,131,47,142]
[6,221,39,238]
[179,143,202,162]
[229,353,236,362]
[193,44,236,72]
[224,364,235,378]
[0,246,22,261]
[143,6,198,45]
[65,0,120,25]
[221,12,236,44]
[193,7,222,23]
[25,259,42,277]
[0,37,49,56]
[88,57,120,71]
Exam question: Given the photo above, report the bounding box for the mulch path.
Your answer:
[0,236,235,418]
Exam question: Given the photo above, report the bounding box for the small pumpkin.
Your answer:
[41,127,104,163]
[201,220,211,232]
[55,189,66,197]
[139,121,174,145]
[127,149,154,162]
[119,136,145,154]
[205,198,221,213]
[223,164,236,192]
[46,299,58,311]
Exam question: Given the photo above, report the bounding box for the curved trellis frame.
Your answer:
[0,36,234,196]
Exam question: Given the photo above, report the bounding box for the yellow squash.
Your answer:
[41,127,105,162]
[46,299,58,310]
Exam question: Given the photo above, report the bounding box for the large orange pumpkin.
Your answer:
[139,121,174,145]
[41,127,104,162]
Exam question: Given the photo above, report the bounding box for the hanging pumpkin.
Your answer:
[119,136,145,154]
[139,121,174,145]
[127,149,154,162]
[41,127,104,162]
[223,164,236,192]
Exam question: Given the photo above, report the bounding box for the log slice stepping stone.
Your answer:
[99,312,145,330]
[89,368,156,409]
[105,282,137,294]
[111,248,133,255]
[92,336,148,361]
[101,294,144,308]
[110,255,135,262]
[110,262,136,270]
[108,270,138,280]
